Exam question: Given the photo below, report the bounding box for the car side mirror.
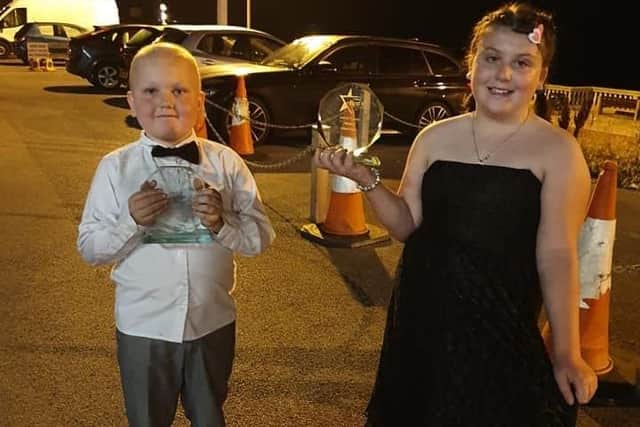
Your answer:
[311,61,337,74]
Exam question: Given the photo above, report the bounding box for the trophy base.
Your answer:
[143,229,214,244]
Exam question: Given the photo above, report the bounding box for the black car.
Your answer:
[66,24,163,89]
[201,35,470,144]
[14,22,88,64]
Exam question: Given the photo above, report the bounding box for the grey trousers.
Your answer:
[116,322,236,427]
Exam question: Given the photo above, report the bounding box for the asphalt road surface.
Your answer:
[1,59,638,426]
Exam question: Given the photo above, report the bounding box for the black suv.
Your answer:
[201,35,470,144]
[66,24,162,89]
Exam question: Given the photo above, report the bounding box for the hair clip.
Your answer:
[528,24,544,44]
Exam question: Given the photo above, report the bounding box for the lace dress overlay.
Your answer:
[366,160,577,427]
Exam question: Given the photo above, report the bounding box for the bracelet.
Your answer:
[357,167,381,192]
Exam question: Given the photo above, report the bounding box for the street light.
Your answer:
[159,3,168,25]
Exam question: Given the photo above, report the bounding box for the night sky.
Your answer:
[1,0,631,89]
[243,0,633,90]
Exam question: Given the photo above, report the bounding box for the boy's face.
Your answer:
[127,54,204,145]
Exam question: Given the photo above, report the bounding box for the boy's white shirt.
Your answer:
[77,131,275,343]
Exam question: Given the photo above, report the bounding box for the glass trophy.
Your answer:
[317,82,383,168]
[142,165,214,244]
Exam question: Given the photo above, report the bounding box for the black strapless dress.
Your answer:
[365,160,577,427]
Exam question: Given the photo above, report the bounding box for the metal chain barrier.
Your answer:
[203,98,330,170]
[202,97,426,170]
[613,263,640,274]
[383,111,422,129]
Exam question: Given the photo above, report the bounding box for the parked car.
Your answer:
[13,21,88,63]
[119,24,286,84]
[200,35,470,144]
[66,24,162,89]
[154,25,285,66]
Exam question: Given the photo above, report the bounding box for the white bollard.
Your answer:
[309,124,331,223]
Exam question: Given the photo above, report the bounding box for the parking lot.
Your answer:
[1,59,639,426]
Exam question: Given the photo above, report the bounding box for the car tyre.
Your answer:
[0,40,11,59]
[92,63,121,90]
[417,102,452,129]
[220,96,271,145]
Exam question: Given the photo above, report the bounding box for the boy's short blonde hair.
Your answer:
[128,42,201,89]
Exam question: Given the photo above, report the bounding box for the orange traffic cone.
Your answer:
[319,101,368,236]
[542,160,617,375]
[228,75,254,155]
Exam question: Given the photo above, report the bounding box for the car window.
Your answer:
[2,7,26,28]
[54,25,66,38]
[156,28,188,45]
[126,28,159,47]
[37,24,55,37]
[377,46,428,75]
[424,51,460,75]
[197,34,232,56]
[63,25,83,38]
[323,45,376,75]
[246,36,282,61]
[120,30,135,44]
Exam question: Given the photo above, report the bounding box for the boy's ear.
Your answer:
[126,90,137,117]
[198,90,205,113]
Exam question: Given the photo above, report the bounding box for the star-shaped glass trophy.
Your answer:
[317,83,383,168]
[142,165,214,244]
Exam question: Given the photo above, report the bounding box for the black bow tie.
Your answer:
[151,141,200,164]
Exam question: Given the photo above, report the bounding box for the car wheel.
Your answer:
[0,40,11,59]
[223,97,271,145]
[93,63,121,89]
[417,102,452,129]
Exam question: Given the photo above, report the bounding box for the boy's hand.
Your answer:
[192,178,224,233]
[128,180,168,226]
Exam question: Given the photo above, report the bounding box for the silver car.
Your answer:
[154,24,285,67]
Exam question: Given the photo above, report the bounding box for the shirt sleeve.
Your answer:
[77,156,144,265]
[214,154,275,256]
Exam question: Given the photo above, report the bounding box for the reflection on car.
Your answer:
[200,35,470,145]
[14,21,88,64]
[66,24,162,89]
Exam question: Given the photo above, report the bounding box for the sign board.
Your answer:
[27,42,49,59]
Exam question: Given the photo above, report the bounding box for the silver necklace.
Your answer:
[471,111,529,164]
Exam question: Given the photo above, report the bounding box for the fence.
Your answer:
[544,84,640,120]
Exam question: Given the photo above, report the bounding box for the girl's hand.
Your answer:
[552,354,598,405]
[313,147,376,188]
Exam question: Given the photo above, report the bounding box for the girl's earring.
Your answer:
[466,71,472,80]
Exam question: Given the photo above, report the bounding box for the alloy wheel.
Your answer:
[418,103,451,128]
[96,65,121,89]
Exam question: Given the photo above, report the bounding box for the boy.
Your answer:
[77,43,275,426]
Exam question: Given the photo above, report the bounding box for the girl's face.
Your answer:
[470,25,547,120]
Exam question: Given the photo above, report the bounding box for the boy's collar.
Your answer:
[139,130,197,148]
